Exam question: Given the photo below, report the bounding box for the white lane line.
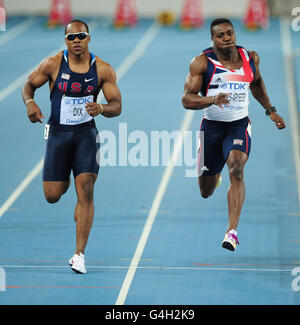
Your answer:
[0,265,292,273]
[96,21,161,103]
[280,18,300,212]
[0,17,37,47]
[0,22,161,219]
[115,22,161,81]
[115,110,195,305]
[0,158,44,219]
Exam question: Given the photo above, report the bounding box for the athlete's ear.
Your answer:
[210,28,214,42]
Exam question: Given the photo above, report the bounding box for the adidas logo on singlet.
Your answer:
[215,77,222,83]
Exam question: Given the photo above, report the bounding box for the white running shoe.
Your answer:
[68,254,76,266]
[70,252,87,274]
[222,230,239,251]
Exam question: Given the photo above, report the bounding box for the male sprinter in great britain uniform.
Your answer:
[22,20,122,273]
[182,18,285,251]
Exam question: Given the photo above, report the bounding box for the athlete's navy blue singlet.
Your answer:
[49,49,99,126]
[43,50,100,181]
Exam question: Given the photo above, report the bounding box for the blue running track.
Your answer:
[0,16,299,306]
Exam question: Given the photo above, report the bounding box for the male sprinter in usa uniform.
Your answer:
[182,18,285,251]
[22,20,122,273]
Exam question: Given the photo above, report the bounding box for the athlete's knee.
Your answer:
[82,184,94,201]
[200,190,212,199]
[198,180,213,199]
[228,160,244,180]
[76,177,96,202]
[44,192,61,204]
[43,183,67,203]
[198,175,219,199]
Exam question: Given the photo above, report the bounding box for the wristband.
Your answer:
[265,106,277,116]
[25,99,35,105]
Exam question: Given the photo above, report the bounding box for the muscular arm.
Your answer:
[22,55,59,123]
[250,51,285,129]
[100,62,122,118]
[182,54,229,110]
[249,51,272,108]
[86,59,122,118]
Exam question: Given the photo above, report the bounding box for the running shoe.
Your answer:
[222,230,239,251]
[70,252,87,274]
[68,254,76,266]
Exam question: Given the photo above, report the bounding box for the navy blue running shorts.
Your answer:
[43,120,100,181]
[197,116,251,177]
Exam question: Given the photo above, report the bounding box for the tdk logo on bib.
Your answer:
[60,95,93,125]
[221,82,246,90]
[65,97,93,105]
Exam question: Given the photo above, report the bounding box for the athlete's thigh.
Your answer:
[198,119,227,177]
[222,116,251,162]
[43,128,72,182]
[72,127,100,178]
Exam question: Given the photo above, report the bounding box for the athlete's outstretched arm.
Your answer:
[86,60,121,118]
[250,51,286,130]
[182,54,229,110]
[22,56,56,123]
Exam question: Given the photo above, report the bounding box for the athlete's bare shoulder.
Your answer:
[95,56,117,83]
[189,53,208,76]
[249,50,262,81]
[27,52,62,88]
[249,50,260,65]
[36,51,62,78]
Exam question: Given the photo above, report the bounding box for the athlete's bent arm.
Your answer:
[22,57,57,123]
[86,60,121,118]
[182,54,229,110]
[250,51,286,130]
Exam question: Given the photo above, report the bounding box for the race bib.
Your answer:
[60,95,93,125]
[219,82,249,110]
[223,92,248,110]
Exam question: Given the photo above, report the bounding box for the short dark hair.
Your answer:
[64,19,89,34]
[210,18,233,36]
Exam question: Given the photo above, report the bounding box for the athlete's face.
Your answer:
[211,23,236,52]
[65,22,90,56]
